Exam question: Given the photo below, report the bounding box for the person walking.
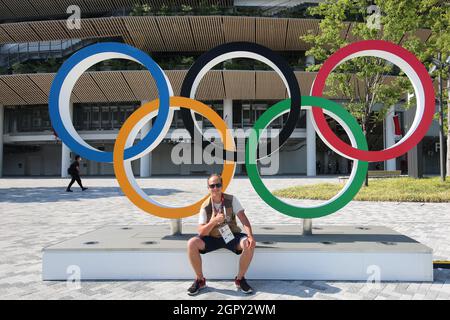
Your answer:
[66,155,88,192]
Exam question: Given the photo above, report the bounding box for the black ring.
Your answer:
[180,42,301,162]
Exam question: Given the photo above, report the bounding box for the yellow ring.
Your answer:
[113,96,236,219]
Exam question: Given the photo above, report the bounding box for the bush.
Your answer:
[130,3,151,16]
[12,62,33,74]
[10,58,62,74]
[0,65,9,75]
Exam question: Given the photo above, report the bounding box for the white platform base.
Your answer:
[42,225,433,282]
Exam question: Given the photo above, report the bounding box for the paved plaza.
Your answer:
[0,176,449,300]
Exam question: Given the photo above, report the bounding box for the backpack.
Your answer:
[67,162,77,175]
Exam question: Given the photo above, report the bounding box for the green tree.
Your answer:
[419,1,450,178]
[302,0,449,182]
[130,3,152,16]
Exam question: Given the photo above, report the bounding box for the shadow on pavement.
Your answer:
[0,186,183,203]
[190,280,341,299]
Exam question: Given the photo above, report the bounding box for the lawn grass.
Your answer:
[272,177,450,203]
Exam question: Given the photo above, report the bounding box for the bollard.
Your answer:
[170,219,182,235]
[302,218,312,236]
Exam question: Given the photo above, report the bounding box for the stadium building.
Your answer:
[0,0,441,177]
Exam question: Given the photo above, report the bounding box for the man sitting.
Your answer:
[186,173,256,295]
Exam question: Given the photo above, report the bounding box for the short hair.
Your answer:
[74,155,81,160]
[207,173,222,184]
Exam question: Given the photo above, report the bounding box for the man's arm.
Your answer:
[237,210,256,248]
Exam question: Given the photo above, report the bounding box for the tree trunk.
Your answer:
[363,123,369,187]
[447,77,450,178]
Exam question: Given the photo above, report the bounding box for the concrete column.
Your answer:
[223,99,233,160]
[406,93,423,178]
[302,218,312,236]
[139,104,152,178]
[0,104,4,177]
[306,54,317,177]
[384,106,396,170]
[223,99,233,128]
[170,219,182,235]
[305,55,315,68]
[306,110,316,176]
[304,108,317,232]
[61,102,73,178]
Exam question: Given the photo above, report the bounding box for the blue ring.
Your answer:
[49,42,170,163]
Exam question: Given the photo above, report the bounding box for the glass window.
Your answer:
[73,105,82,130]
[4,107,15,133]
[101,106,111,129]
[214,104,223,119]
[188,101,223,128]
[91,106,100,129]
[252,103,266,123]
[170,110,184,128]
[5,105,51,132]
[111,106,119,129]
[203,102,223,127]
[123,106,135,124]
[118,106,126,125]
[19,107,32,131]
[232,101,242,128]
[31,108,41,129]
[82,106,91,130]
[39,42,50,51]
[242,103,251,127]
[296,110,306,128]
[41,108,50,130]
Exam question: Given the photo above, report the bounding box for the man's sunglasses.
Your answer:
[208,183,222,189]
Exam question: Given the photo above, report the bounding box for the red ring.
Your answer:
[311,40,435,162]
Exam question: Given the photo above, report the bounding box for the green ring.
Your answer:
[245,96,368,219]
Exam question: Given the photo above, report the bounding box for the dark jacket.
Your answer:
[68,160,80,176]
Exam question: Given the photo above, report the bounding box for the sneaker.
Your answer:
[235,277,253,294]
[66,189,73,192]
[187,278,206,296]
[82,187,88,191]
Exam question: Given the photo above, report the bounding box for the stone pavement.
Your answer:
[0,176,449,300]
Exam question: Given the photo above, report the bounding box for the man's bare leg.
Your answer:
[187,237,206,279]
[237,238,255,279]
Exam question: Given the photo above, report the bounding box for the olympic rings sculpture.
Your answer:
[49,40,435,219]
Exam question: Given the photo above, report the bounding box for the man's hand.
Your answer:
[199,211,224,236]
[212,212,225,225]
[247,236,256,249]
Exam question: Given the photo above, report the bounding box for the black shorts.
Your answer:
[198,233,248,255]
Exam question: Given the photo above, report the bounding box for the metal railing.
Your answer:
[0,39,94,68]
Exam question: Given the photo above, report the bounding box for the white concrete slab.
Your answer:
[42,225,433,282]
